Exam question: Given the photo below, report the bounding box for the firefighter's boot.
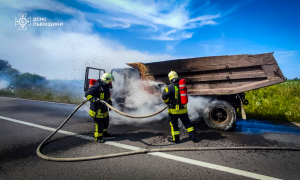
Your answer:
[95,137,106,143]
[94,123,105,143]
[188,131,200,143]
[190,136,200,143]
[168,135,180,143]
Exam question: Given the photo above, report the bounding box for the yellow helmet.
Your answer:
[101,73,115,84]
[168,71,178,81]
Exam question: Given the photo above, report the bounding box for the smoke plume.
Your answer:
[109,77,167,125]
[0,79,9,90]
[83,72,211,125]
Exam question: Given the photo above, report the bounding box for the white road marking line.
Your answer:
[0,96,77,106]
[0,115,281,180]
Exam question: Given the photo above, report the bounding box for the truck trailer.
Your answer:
[84,52,286,131]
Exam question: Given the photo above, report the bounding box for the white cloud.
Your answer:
[273,50,298,65]
[274,50,298,59]
[201,44,223,56]
[0,28,174,79]
[188,13,221,23]
[166,41,181,51]
[196,34,227,56]
[0,2,176,80]
[0,0,80,16]
[81,0,232,41]
[1,0,237,55]
[199,20,218,26]
[166,45,175,51]
[98,20,131,29]
[0,0,235,79]
[272,51,299,79]
[149,31,194,41]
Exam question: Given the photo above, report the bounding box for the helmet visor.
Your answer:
[110,74,115,82]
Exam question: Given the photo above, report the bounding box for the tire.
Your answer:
[204,100,236,131]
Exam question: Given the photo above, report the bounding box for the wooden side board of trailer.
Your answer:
[127,53,286,95]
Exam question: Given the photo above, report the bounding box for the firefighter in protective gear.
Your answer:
[85,73,115,143]
[162,71,198,143]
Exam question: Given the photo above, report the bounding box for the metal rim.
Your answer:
[209,106,229,123]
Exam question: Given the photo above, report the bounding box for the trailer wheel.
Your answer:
[204,100,236,131]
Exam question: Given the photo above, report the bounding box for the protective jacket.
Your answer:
[162,78,187,114]
[85,79,112,118]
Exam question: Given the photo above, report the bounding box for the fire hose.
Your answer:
[37,99,300,162]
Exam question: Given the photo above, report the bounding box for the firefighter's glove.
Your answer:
[167,103,172,108]
[90,97,100,104]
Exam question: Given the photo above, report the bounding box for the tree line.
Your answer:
[0,59,48,89]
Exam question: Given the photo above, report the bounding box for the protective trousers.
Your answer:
[93,116,109,141]
[169,113,196,142]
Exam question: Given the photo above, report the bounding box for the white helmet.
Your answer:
[101,73,115,84]
[168,71,178,81]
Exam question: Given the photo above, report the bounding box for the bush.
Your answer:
[12,72,48,89]
[0,88,82,104]
[0,59,47,89]
[244,80,300,123]
[0,59,12,71]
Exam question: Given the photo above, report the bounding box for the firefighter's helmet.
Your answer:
[168,71,178,81]
[101,73,115,84]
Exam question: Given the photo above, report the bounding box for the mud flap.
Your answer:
[237,94,247,120]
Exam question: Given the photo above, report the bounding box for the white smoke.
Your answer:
[109,78,168,125]
[46,79,84,98]
[84,72,212,125]
[187,95,211,122]
[0,80,9,90]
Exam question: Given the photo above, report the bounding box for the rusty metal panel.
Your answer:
[127,52,286,95]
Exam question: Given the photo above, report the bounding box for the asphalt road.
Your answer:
[0,96,300,180]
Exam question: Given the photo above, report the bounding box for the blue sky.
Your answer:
[0,0,299,79]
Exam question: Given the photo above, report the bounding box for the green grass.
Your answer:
[244,80,300,123]
[0,88,82,104]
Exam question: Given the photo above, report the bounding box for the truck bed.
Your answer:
[127,52,286,95]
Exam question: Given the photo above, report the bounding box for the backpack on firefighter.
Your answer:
[164,71,189,114]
